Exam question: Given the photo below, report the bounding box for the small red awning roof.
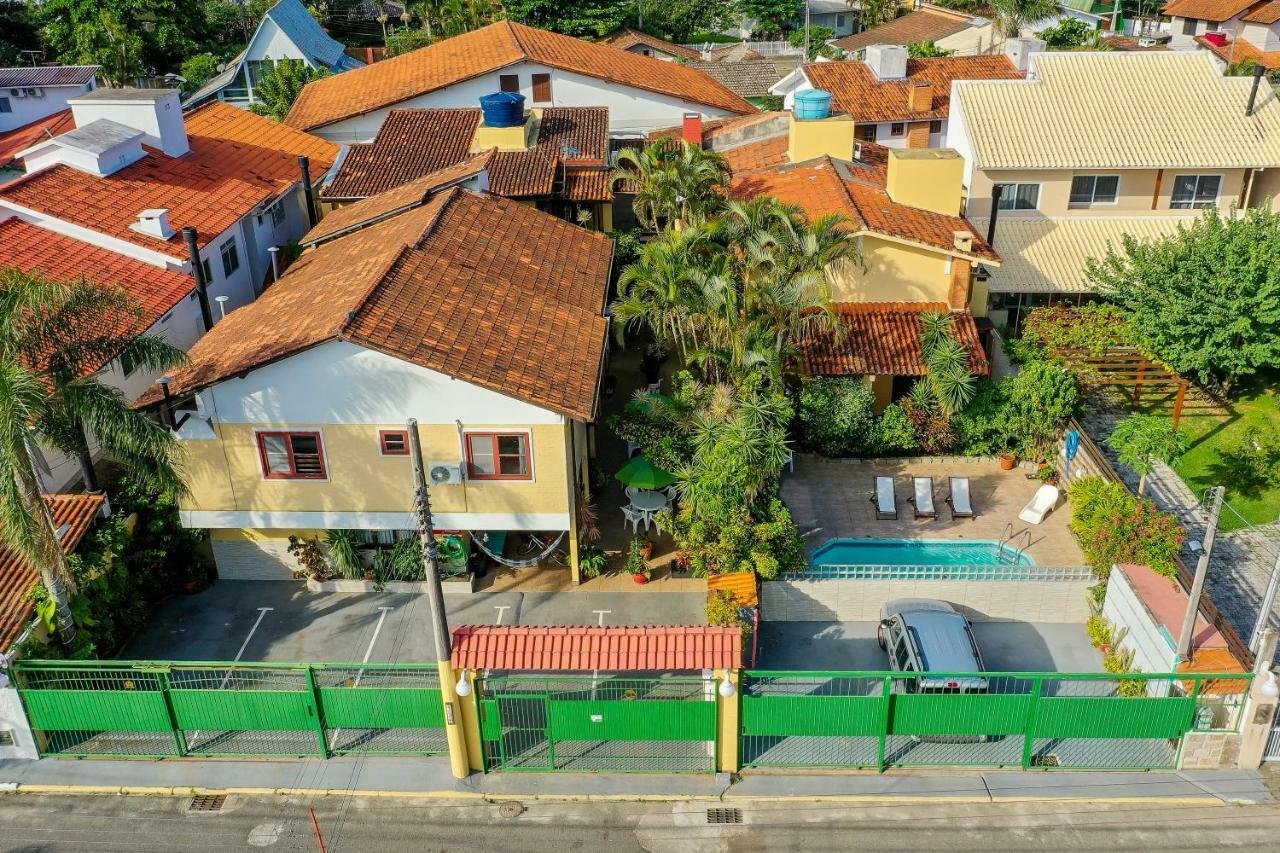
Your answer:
[451,625,742,672]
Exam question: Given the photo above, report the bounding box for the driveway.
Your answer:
[121,581,708,663]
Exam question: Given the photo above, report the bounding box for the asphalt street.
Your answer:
[1,793,1278,852]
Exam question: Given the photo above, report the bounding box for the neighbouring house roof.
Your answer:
[1244,0,1280,22]
[323,106,610,201]
[284,21,756,132]
[602,29,702,61]
[970,216,1185,293]
[706,43,766,63]
[0,101,339,253]
[0,65,99,88]
[0,493,105,652]
[134,188,614,421]
[1162,0,1256,20]
[265,0,362,70]
[706,572,759,607]
[954,52,1280,169]
[829,8,984,52]
[799,302,989,377]
[450,625,743,671]
[687,59,792,99]
[801,55,1021,123]
[1195,33,1280,68]
[0,110,75,170]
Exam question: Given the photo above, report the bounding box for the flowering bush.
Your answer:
[1069,476,1185,578]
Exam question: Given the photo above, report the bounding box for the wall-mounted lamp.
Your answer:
[718,676,736,698]
[455,668,473,697]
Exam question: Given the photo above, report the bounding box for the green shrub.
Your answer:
[706,589,753,651]
[1068,476,1186,578]
[325,529,363,579]
[1003,360,1082,461]
[663,497,805,580]
[950,380,1010,455]
[874,403,918,454]
[796,377,877,456]
[578,543,608,578]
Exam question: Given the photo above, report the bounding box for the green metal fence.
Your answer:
[13,660,448,759]
[477,675,718,773]
[740,671,1252,772]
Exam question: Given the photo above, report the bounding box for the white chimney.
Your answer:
[132,208,175,241]
[1003,37,1047,73]
[953,230,974,253]
[864,44,908,81]
[68,89,190,158]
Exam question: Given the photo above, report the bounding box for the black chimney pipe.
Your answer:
[183,226,214,333]
[298,155,319,227]
[985,184,1003,248]
[1246,64,1266,116]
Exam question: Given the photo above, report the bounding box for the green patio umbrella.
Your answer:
[615,454,676,489]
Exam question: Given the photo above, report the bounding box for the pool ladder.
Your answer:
[996,523,1032,564]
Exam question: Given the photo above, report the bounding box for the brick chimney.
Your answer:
[682,112,704,147]
[907,82,933,113]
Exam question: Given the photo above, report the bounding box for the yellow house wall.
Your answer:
[828,238,955,305]
[884,149,965,216]
[870,375,893,411]
[966,168,1250,219]
[787,112,856,163]
[180,422,571,517]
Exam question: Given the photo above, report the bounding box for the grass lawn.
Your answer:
[1168,374,1280,532]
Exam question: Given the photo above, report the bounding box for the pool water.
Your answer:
[811,538,1034,567]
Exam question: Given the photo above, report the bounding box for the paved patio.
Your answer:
[781,455,1086,566]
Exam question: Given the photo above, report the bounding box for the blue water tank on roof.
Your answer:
[479,91,526,127]
[794,89,833,120]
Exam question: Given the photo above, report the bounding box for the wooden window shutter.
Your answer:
[532,73,552,102]
[499,73,519,93]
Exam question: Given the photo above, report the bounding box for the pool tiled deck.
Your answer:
[781,456,1086,566]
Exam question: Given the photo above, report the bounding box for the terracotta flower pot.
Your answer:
[999,453,1017,471]
[633,573,649,585]
[640,541,654,560]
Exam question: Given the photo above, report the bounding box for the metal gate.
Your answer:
[13,660,448,759]
[740,670,1252,772]
[1266,722,1280,762]
[479,675,717,773]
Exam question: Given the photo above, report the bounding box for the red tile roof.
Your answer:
[0,101,338,252]
[1244,0,1280,22]
[1163,0,1256,20]
[0,493,105,652]
[799,302,989,377]
[136,188,614,421]
[830,8,981,52]
[450,624,743,671]
[0,110,75,170]
[802,55,1022,122]
[602,29,703,61]
[323,107,611,201]
[1195,34,1280,68]
[285,21,755,132]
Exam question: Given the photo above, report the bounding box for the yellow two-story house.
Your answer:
[949,51,1280,328]
[136,186,612,582]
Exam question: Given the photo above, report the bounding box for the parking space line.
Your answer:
[493,605,510,625]
[192,607,273,745]
[329,606,394,750]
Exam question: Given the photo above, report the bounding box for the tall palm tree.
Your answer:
[0,268,187,645]
[990,0,1058,38]
[612,140,731,231]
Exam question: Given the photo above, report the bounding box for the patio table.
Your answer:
[628,489,669,513]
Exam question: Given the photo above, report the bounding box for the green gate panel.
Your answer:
[480,699,502,741]
[890,694,1031,736]
[317,688,444,729]
[549,699,715,742]
[741,695,885,737]
[1032,696,1195,740]
[170,689,314,731]
[21,689,173,732]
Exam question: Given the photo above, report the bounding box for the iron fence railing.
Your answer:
[787,564,1096,581]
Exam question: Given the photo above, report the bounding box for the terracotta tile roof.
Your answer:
[0,110,75,170]
[137,189,613,420]
[708,43,766,62]
[688,59,791,99]
[0,101,338,252]
[0,493,105,652]
[731,154,997,263]
[1244,0,1280,22]
[1163,0,1256,20]
[1195,33,1280,68]
[602,29,702,61]
[450,624,743,671]
[803,55,1022,122]
[706,572,758,607]
[285,21,755,132]
[830,8,980,52]
[323,107,610,201]
[799,302,989,377]
[306,152,494,245]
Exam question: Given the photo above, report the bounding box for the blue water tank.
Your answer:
[794,89,833,120]
[479,91,526,127]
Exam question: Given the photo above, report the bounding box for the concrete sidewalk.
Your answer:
[0,757,1269,805]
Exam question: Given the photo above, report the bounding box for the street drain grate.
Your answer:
[706,808,742,825]
[188,794,227,813]
[498,801,525,819]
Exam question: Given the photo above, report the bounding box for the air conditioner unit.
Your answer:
[10,89,26,98]
[27,88,43,97]
[428,460,464,485]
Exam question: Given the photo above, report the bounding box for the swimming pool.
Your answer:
[811,538,1034,569]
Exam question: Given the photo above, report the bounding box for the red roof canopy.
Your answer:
[451,624,742,672]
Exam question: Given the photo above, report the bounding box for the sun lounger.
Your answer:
[1018,484,1060,525]
[908,477,936,519]
[947,476,974,519]
[872,476,897,520]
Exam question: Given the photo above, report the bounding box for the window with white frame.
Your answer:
[1170,174,1221,209]
[889,122,905,137]
[219,237,240,276]
[995,182,1040,211]
[1069,175,1120,207]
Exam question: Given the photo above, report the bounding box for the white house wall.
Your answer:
[248,18,312,64]
[0,81,96,134]
[1103,567,1178,683]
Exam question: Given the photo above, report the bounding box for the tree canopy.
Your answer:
[250,59,330,122]
[37,0,213,82]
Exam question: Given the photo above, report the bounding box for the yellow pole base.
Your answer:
[435,659,472,779]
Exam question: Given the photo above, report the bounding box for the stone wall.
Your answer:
[1180,730,1242,770]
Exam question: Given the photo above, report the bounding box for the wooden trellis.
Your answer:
[1049,346,1220,427]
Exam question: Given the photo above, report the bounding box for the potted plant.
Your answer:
[1036,464,1059,486]
[638,535,654,560]
[578,543,608,579]
[626,537,651,585]
[998,449,1018,471]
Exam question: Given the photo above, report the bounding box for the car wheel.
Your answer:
[876,624,888,651]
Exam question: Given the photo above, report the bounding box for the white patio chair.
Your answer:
[947,476,974,519]
[625,485,639,500]
[646,381,662,394]
[783,447,795,473]
[1019,484,1060,525]
[909,477,936,519]
[871,476,897,520]
[621,505,646,534]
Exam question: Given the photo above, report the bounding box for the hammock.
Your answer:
[469,531,566,569]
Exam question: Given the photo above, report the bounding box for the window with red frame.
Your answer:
[465,433,531,480]
[379,429,409,456]
[257,431,326,479]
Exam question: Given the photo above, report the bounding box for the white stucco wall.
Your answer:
[1102,566,1178,680]
[0,81,96,134]
[0,679,38,761]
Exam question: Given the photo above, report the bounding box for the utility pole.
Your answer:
[1177,486,1224,661]
[1251,547,1280,654]
[804,2,811,60]
[408,418,471,779]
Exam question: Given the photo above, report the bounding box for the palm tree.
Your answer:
[0,268,187,645]
[990,0,1058,38]
[612,140,731,231]
[919,311,977,415]
[1107,413,1188,496]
